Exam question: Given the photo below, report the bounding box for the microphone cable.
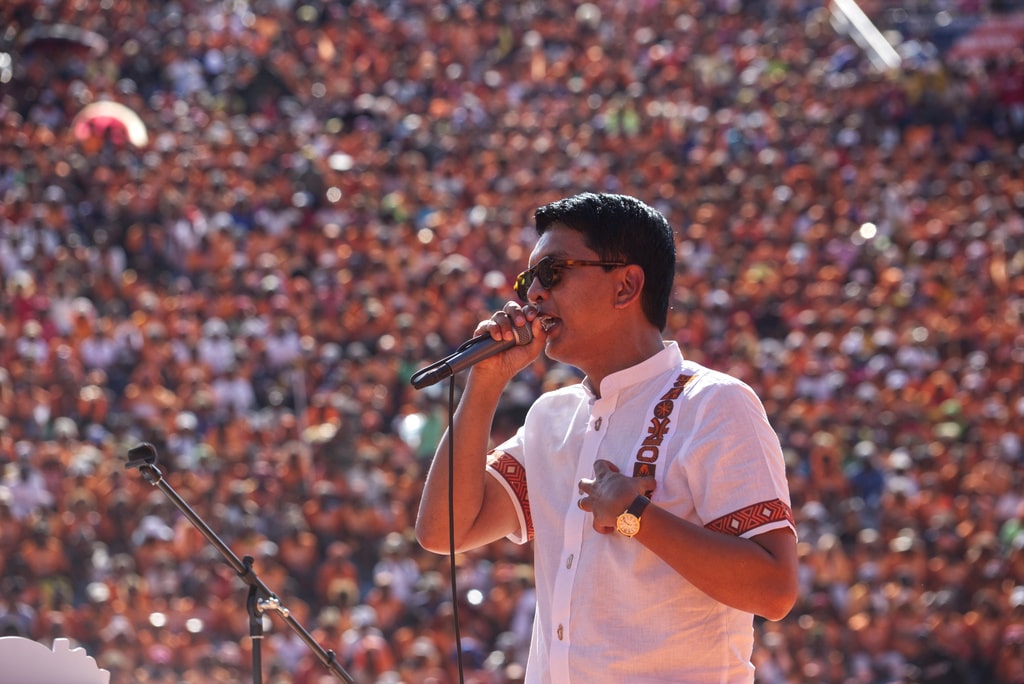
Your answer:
[445,375,468,684]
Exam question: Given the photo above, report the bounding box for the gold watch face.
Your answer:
[616,512,641,537]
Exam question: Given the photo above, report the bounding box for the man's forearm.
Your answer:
[415,370,508,551]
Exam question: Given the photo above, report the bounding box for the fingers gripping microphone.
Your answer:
[410,322,533,390]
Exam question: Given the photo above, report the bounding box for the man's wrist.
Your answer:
[615,495,651,538]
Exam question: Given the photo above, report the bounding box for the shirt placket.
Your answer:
[547,394,614,683]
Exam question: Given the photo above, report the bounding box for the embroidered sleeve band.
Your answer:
[487,450,534,541]
[704,499,795,537]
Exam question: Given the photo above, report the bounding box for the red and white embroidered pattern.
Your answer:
[489,450,534,540]
[705,498,795,536]
[632,373,696,479]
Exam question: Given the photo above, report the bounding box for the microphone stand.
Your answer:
[124,443,354,684]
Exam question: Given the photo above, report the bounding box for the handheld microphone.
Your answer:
[410,322,533,389]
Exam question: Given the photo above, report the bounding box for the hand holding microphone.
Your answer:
[411,304,541,390]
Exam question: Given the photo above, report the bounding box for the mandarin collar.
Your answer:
[583,341,682,400]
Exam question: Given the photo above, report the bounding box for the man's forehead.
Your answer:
[530,226,593,262]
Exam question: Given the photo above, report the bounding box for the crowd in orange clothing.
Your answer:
[1,0,1023,682]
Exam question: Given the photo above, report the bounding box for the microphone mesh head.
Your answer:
[513,322,533,346]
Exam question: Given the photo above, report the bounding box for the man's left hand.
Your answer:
[577,459,656,534]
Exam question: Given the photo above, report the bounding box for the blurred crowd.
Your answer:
[1,0,1023,682]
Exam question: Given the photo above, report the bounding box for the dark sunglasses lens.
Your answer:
[515,269,533,300]
[535,260,556,289]
[515,258,562,300]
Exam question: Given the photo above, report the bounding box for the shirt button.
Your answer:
[594,417,602,430]
[557,624,564,640]
[566,554,574,569]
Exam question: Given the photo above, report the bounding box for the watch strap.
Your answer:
[625,494,651,518]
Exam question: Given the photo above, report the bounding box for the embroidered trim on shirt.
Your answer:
[705,498,795,536]
[632,373,697,480]
[488,450,534,541]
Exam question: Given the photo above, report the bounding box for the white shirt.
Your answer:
[197,335,236,376]
[80,334,118,371]
[486,342,794,684]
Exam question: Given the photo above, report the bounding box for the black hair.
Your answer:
[534,192,675,330]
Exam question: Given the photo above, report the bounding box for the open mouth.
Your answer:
[539,316,559,333]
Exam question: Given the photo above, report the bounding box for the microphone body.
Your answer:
[410,323,533,389]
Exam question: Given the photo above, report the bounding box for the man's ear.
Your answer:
[613,264,645,309]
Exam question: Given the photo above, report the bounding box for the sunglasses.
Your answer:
[514,256,627,302]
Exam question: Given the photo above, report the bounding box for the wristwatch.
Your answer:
[615,495,651,538]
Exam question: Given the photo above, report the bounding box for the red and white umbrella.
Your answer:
[71,101,149,148]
